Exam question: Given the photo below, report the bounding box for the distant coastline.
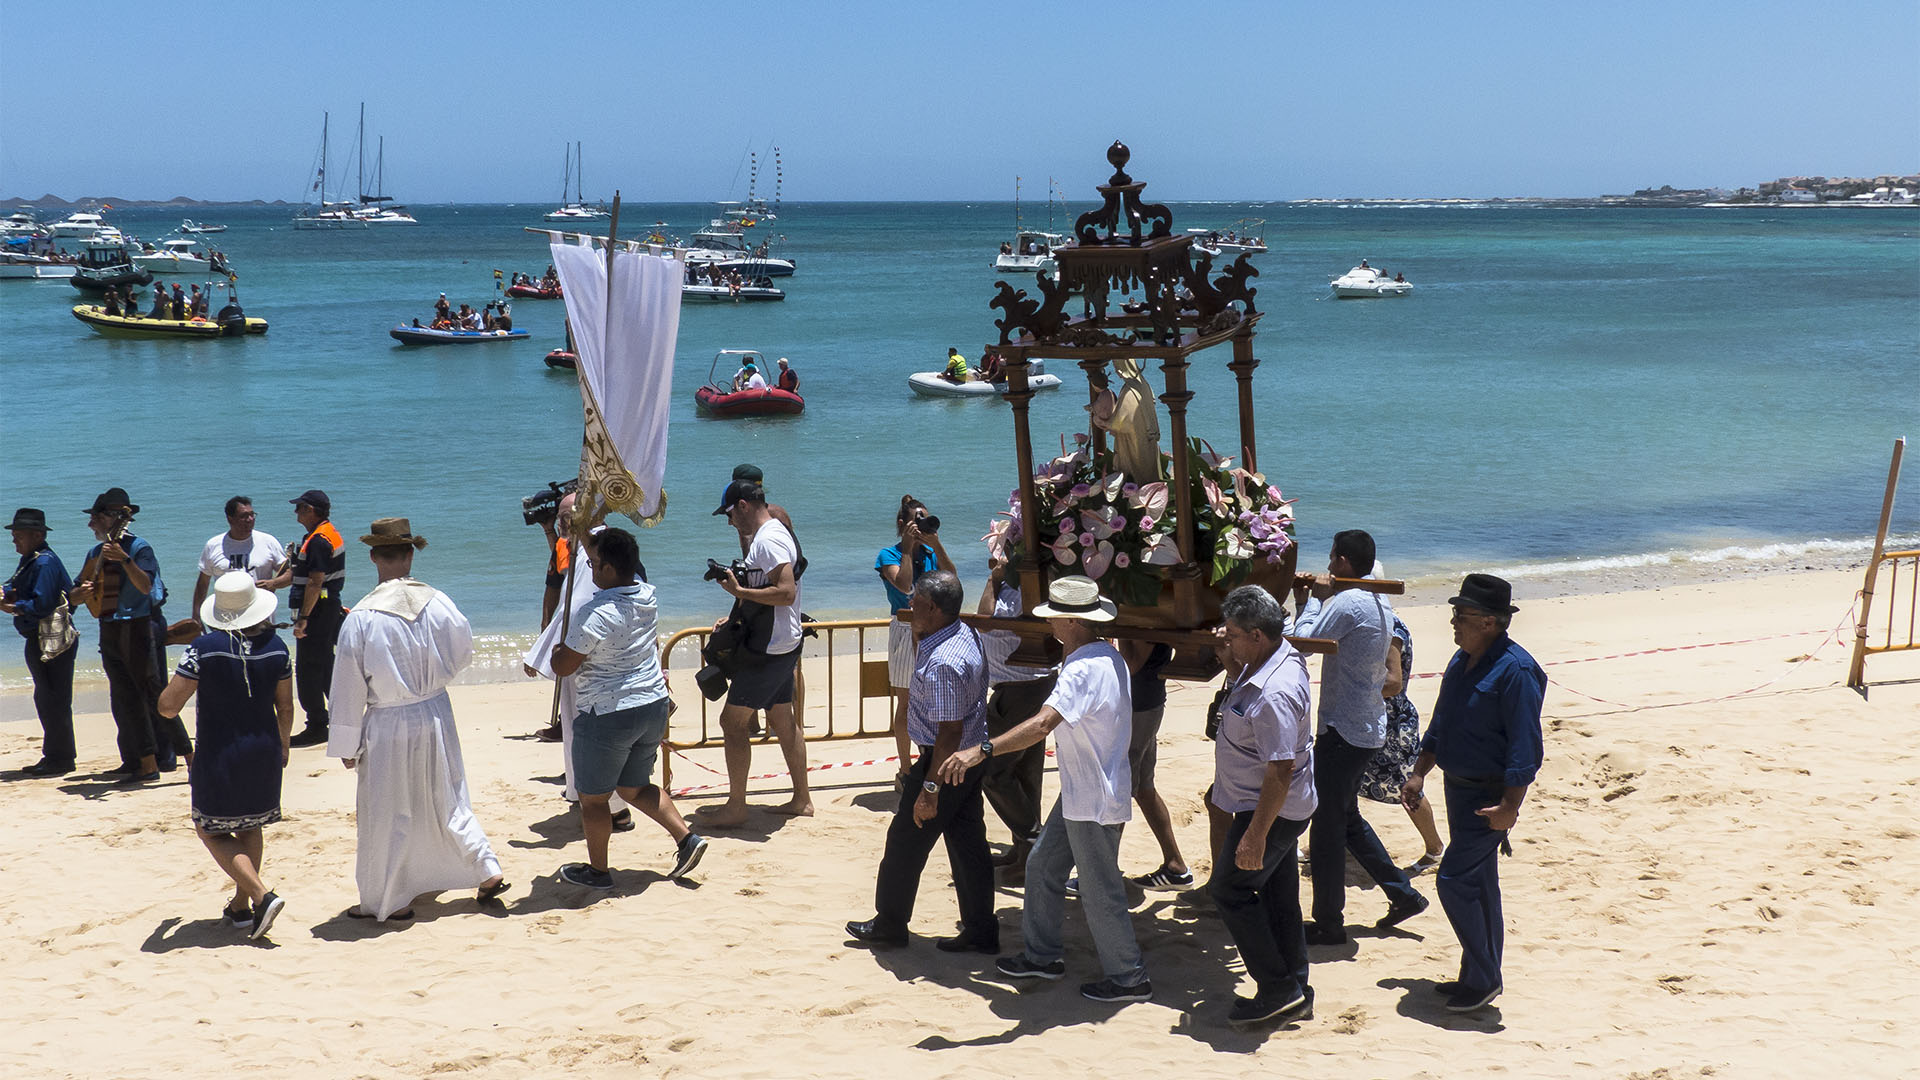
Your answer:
[0,194,290,208]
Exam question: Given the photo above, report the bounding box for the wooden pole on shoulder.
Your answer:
[1849,436,1906,692]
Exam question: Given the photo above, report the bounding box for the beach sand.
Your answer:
[1,566,1913,1078]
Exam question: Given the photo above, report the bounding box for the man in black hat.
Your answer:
[1399,573,1546,1014]
[2,509,78,776]
[283,490,346,748]
[71,488,186,781]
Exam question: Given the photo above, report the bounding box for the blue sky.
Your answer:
[3,0,1914,202]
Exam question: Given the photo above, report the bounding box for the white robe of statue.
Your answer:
[328,579,501,919]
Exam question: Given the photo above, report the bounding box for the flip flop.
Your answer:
[346,906,413,921]
[476,881,511,903]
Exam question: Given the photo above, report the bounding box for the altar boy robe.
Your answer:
[328,579,501,919]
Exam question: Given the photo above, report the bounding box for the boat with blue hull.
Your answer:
[390,325,530,345]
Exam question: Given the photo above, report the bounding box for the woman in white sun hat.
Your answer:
[158,570,295,940]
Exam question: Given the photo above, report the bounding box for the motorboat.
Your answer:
[693,350,803,417]
[73,305,267,338]
[543,141,610,221]
[390,324,530,345]
[682,215,795,277]
[179,219,227,234]
[0,250,76,280]
[1189,219,1268,259]
[507,280,563,299]
[1,212,42,237]
[1329,264,1411,298]
[543,349,577,370]
[908,358,1061,398]
[994,230,1070,275]
[683,278,784,303]
[133,238,229,275]
[49,211,115,239]
[69,238,154,292]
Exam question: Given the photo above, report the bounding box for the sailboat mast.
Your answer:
[1014,176,1022,231]
[319,112,329,205]
[357,103,366,204]
[576,141,584,204]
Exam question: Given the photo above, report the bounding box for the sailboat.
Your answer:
[993,176,1069,274]
[544,142,609,221]
[292,112,368,229]
[352,106,419,225]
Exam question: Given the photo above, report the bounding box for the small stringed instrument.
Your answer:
[76,513,130,619]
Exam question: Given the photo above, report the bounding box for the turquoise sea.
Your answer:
[2,200,1916,695]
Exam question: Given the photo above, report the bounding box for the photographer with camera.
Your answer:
[876,495,953,788]
[700,480,811,828]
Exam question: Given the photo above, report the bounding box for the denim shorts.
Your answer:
[571,697,672,795]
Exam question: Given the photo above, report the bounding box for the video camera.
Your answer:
[521,478,579,527]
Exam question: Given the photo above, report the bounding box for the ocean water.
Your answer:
[2,200,1916,693]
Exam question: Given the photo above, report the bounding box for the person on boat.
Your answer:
[149,287,170,319]
[1000,241,1013,256]
[1359,259,1370,270]
[103,289,122,318]
[1394,272,1406,283]
[170,283,187,320]
[435,293,451,323]
[775,358,799,394]
[495,303,512,332]
[978,350,1006,384]
[731,363,767,393]
[941,347,970,385]
[189,284,204,318]
[482,306,497,332]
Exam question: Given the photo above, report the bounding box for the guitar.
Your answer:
[74,513,130,619]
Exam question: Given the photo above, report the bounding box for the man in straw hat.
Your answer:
[1205,584,1318,1027]
[939,575,1151,1005]
[157,571,293,940]
[327,518,507,920]
[1400,573,1545,1014]
[3,508,78,777]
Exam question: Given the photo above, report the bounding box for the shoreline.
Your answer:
[0,538,1889,713]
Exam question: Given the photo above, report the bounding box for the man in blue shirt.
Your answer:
[1293,530,1427,942]
[1400,573,1546,1014]
[847,570,996,952]
[71,488,185,782]
[3,509,77,776]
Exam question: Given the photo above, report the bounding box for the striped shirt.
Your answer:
[907,619,988,747]
[982,582,1053,685]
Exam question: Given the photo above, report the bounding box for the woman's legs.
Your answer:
[197,825,267,907]
[1407,793,1444,857]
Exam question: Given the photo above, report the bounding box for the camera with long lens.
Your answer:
[918,515,940,535]
[704,558,754,584]
[521,478,579,527]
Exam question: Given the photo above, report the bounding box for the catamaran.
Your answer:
[993,177,1069,275]
[544,142,609,221]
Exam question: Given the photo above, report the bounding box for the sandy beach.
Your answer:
[1,564,1914,1078]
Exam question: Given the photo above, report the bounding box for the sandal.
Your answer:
[1130,866,1196,890]
[1402,852,1443,876]
[476,880,512,903]
[346,906,413,921]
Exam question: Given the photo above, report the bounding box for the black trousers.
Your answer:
[871,748,997,937]
[25,637,77,767]
[148,613,192,764]
[1310,728,1423,927]
[981,674,1055,850]
[1208,810,1312,998]
[100,618,166,766]
[295,598,343,729]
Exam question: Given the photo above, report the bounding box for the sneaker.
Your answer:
[560,863,614,890]
[533,721,563,743]
[1378,892,1430,928]
[1445,983,1502,1012]
[1129,866,1195,890]
[287,726,329,748]
[668,833,709,880]
[250,891,285,940]
[1081,977,1153,1003]
[1304,923,1347,946]
[995,954,1066,981]
[223,905,255,930]
[1063,875,1079,897]
[1227,987,1308,1025]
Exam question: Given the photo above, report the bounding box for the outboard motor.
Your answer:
[217,302,246,336]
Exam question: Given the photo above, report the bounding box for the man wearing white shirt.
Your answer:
[940,575,1149,1005]
[191,496,286,630]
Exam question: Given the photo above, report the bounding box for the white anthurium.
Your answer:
[1221,528,1256,560]
[1142,535,1183,565]
[1084,540,1116,579]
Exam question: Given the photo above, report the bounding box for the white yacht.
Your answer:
[1,211,43,237]
[1189,218,1268,259]
[543,141,609,222]
[0,250,76,280]
[134,237,227,275]
[1329,263,1412,298]
[994,229,1070,275]
[49,211,114,239]
[683,217,795,277]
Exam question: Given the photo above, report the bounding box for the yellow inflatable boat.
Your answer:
[71,305,269,339]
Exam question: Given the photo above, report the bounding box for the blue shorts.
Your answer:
[571,697,672,796]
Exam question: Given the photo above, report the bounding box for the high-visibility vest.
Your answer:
[293,520,347,605]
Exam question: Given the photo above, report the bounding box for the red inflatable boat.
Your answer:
[507,283,562,299]
[694,349,804,417]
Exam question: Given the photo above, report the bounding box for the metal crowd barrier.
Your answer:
[1848,437,1913,693]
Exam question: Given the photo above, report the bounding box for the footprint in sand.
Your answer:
[1332,1006,1369,1035]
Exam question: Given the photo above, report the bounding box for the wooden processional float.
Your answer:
[960,143,1398,677]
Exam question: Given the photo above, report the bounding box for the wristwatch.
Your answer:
[921,780,939,794]
[979,739,994,760]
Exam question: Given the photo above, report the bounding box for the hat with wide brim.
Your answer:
[1448,572,1518,615]
[84,487,139,516]
[360,517,428,549]
[200,570,277,631]
[6,508,49,532]
[1032,575,1118,622]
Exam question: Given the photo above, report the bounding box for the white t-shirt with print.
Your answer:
[1043,640,1133,824]
[199,531,287,583]
[746,519,802,655]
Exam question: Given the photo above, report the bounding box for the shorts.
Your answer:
[725,647,801,710]
[886,620,914,690]
[571,697,672,795]
[1128,707,1165,795]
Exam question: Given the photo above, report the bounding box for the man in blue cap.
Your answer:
[1400,573,1545,1014]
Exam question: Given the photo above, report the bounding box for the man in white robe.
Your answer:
[328,518,506,920]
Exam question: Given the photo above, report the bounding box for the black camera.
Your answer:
[704,557,752,584]
[918,515,940,535]
[522,478,578,527]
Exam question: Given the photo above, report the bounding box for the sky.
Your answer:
[2,0,1915,203]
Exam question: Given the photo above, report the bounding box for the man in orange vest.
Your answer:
[281,490,346,748]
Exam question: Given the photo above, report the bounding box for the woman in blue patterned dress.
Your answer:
[1359,614,1445,874]
[158,571,294,939]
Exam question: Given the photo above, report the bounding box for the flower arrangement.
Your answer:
[984,435,1295,607]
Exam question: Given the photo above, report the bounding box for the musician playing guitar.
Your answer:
[73,488,188,782]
